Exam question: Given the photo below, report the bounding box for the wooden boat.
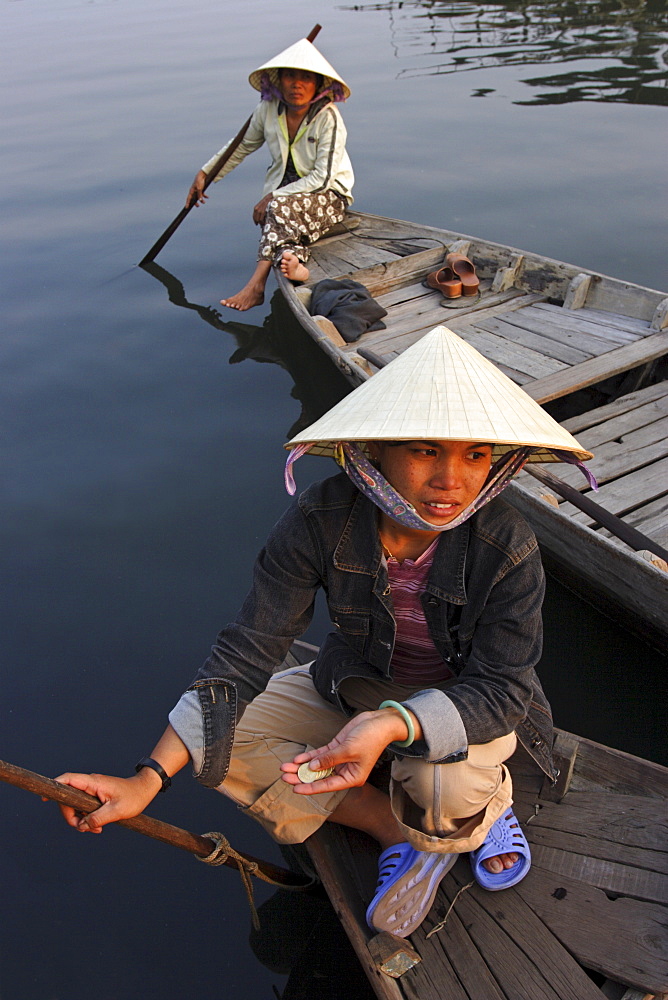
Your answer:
[284,641,667,1000]
[276,211,668,649]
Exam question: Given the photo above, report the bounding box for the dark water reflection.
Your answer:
[347,0,668,105]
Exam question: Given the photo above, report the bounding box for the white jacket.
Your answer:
[201,99,354,204]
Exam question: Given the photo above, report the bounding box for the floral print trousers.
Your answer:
[258,189,347,264]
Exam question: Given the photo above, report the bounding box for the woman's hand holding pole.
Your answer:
[54,723,190,833]
[186,170,209,209]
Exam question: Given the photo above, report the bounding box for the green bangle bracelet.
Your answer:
[378,700,415,748]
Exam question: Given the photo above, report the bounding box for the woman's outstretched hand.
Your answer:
[53,769,163,833]
[281,707,417,795]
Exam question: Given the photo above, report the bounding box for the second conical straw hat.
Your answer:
[249,38,351,100]
[287,325,592,462]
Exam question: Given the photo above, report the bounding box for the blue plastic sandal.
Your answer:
[366,842,457,938]
[470,809,531,890]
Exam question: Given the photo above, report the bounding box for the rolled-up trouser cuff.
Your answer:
[390,760,514,854]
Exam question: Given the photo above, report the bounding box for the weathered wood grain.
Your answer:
[532,302,648,340]
[475,315,593,365]
[307,825,405,1000]
[563,457,668,523]
[531,845,668,904]
[553,415,668,490]
[564,272,594,310]
[563,402,668,455]
[580,275,666,322]
[528,823,668,877]
[376,280,434,309]
[528,791,667,852]
[457,327,570,378]
[525,330,668,403]
[324,246,447,298]
[569,731,668,798]
[437,865,607,1000]
[417,905,508,1000]
[308,248,354,279]
[507,303,642,349]
[324,240,399,270]
[505,484,668,646]
[516,868,668,994]
[599,494,668,540]
[561,381,668,435]
[492,252,525,292]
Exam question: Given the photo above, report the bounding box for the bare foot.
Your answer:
[483,852,519,874]
[280,251,309,284]
[220,282,265,311]
[221,259,271,311]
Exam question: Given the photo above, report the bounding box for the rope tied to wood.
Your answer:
[198,831,282,930]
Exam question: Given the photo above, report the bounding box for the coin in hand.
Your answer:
[297,761,335,783]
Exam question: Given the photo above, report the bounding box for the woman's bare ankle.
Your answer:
[280,251,309,283]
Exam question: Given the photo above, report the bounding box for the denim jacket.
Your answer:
[176,473,555,788]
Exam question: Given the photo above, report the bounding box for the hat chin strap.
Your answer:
[284,443,532,530]
[336,443,532,532]
[284,442,596,529]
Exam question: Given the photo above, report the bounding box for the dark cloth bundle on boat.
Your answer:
[309,278,387,343]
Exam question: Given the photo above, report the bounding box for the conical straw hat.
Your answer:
[249,38,351,100]
[286,325,592,462]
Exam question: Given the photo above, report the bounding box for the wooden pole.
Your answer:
[139,24,322,266]
[524,464,668,562]
[0,758,312,889]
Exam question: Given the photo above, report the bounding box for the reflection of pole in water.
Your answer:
[139,261,259,338]
[139,263,351,440]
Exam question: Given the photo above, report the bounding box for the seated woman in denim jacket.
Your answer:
[56,326,594,938]
[186,37,354,311]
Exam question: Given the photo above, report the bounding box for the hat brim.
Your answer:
[249,38,350,100]
[285,326,593,463]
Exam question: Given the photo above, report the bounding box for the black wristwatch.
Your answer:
[135,756,171,792]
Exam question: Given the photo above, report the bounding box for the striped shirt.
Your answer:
[385,539,454,685]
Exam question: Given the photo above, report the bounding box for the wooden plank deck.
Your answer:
[305,736,668,1000]
[303,212,667,407]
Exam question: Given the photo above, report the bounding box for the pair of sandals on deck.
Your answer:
[366,808,531,938]
[424,251,480,301]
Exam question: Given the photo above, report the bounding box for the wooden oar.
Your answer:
[355,346,668,563]
[0,758,312,889]
[523,464,668,562]
[139,24,322,266]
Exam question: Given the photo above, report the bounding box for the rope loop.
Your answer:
[198,831,263,929]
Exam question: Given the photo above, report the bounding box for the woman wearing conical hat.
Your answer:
[55,329,594,939]
[186,36,354,311]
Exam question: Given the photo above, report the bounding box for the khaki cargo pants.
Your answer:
[218,665,516,853]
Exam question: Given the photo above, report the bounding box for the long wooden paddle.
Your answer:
[139,24,322,266]
[354,346,668,562]
[0,758,312,889]
[523,463,668,562]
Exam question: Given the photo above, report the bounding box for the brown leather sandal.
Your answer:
[446,253,480,296]
[424,266,462,298]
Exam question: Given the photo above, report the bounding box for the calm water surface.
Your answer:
[2,1,667,997]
